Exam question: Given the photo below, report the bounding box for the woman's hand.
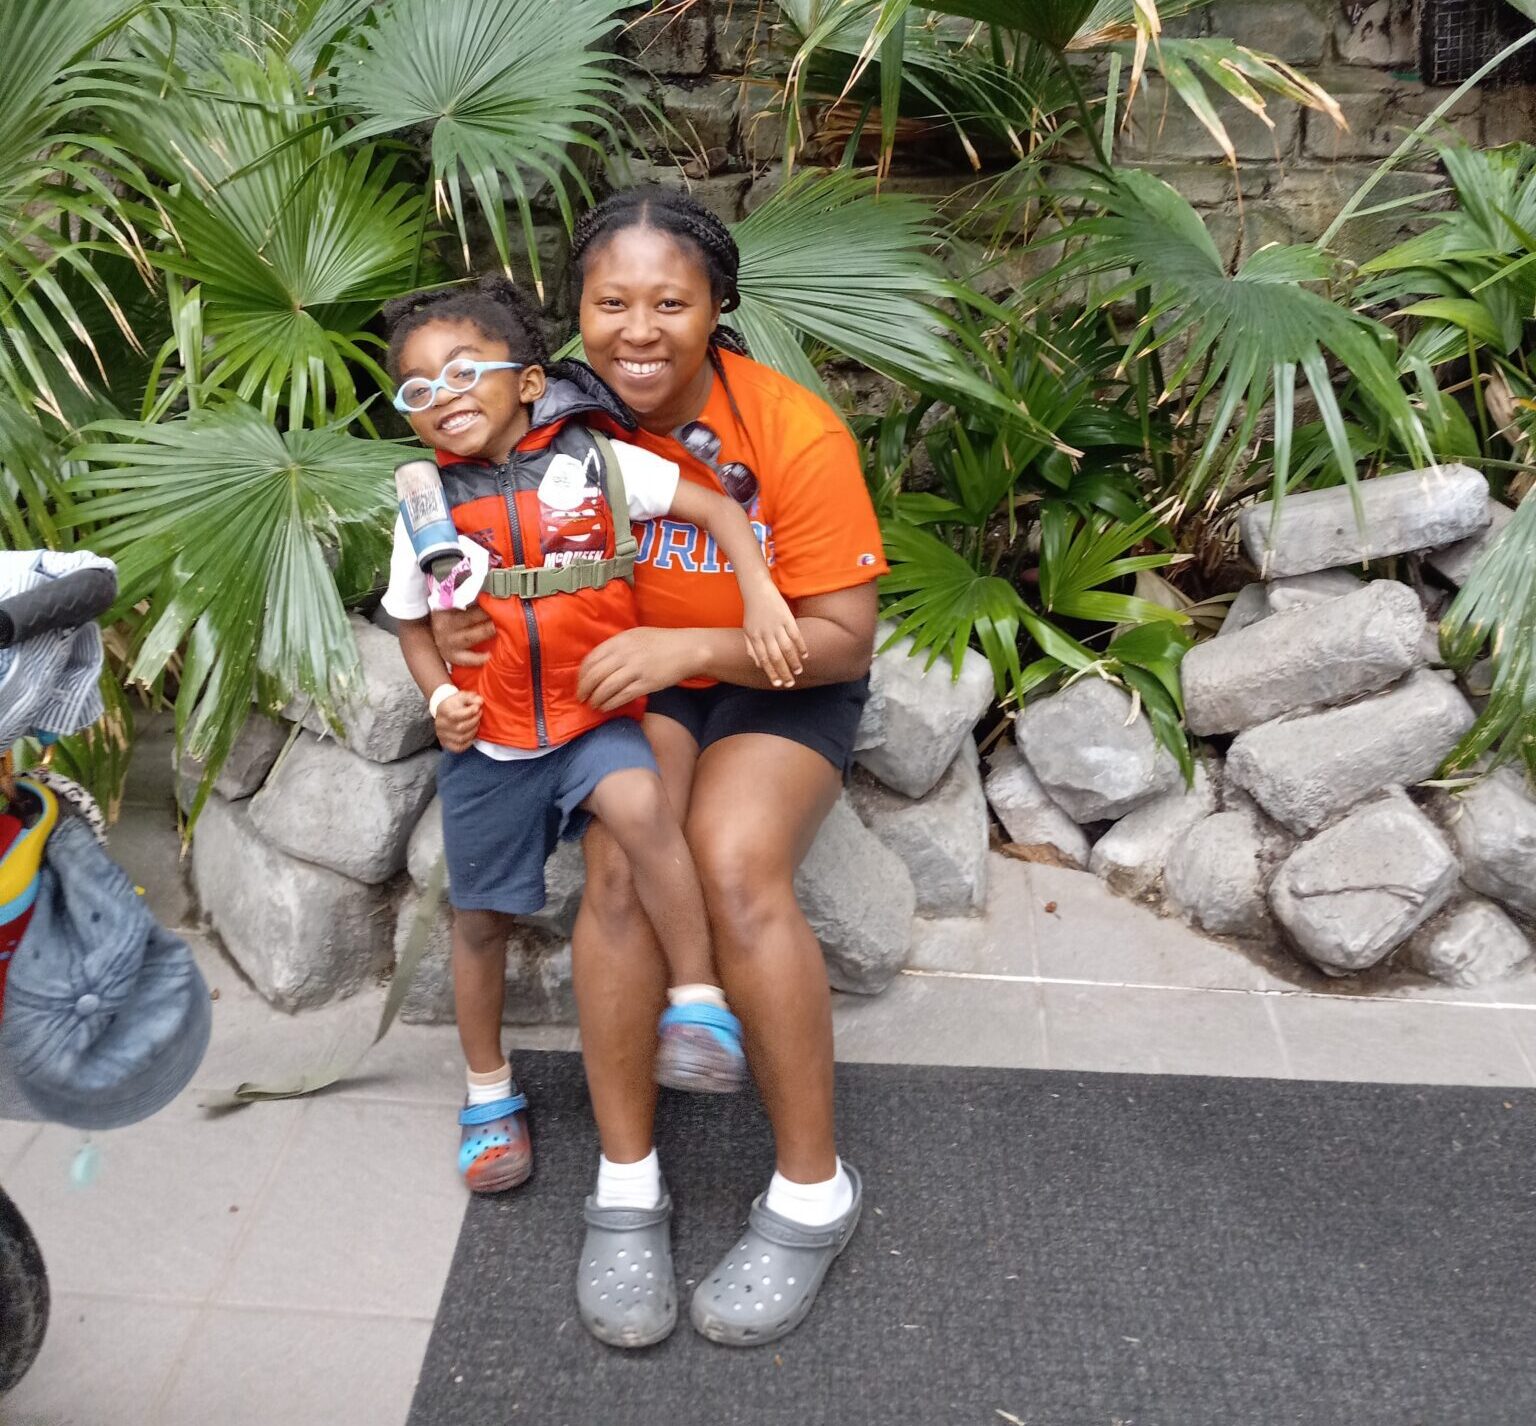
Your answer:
[740,581,807,688]
[430,606,496,668]
[435,690,483,753]
[577,627,705,712]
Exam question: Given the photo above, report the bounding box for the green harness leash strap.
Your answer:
[482,431,636,600]
[210,855,446,1108]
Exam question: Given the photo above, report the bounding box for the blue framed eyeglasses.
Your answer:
[392,359,524,413]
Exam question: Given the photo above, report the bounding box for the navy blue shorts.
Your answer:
[646,675,871,775]
[437,718,657,915]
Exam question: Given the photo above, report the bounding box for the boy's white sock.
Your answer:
[595,1148,664,1210]
[763,1158,854,1228]
[466,1062,512,1106]
[668,983,728,1010]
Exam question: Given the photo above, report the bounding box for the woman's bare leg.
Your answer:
[684,734,842,1183]
[570,714,700,1164]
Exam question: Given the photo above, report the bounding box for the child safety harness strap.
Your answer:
[482,432,637,600]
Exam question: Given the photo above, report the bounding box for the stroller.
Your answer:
[0,551,211,1394]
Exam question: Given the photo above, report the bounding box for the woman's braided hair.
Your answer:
[382,274,549,381]
[569,187,751,360]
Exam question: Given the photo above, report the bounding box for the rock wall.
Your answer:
[1002,469,1535,990]
[601,0,1536,277]
[188,614,997,1019]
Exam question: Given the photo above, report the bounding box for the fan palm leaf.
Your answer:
[1036,169,1433,521]
[335,0,632,289]
[126,0,375,81]
[68,403,396,823]
[1440,493,1536,780]
[732,168,1029,421]
[121,53,426,427]
[0,0,155,422]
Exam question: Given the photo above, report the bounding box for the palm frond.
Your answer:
[335,0,632,289]
[732,168,1009,413]
[1440,493,1536,780]
[68,403,396,823]
[120,53,426,428]
[1035,169,1434,514]
[0,0,155,419]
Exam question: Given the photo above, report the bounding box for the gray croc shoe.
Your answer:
[577,1192,678,1349]
[690,1164,863,1346]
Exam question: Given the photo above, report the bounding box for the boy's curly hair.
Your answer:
[383,274,549,380]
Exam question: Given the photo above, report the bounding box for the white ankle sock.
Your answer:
[465,1062,511,1106]
[763,1159,853,1228]
[668,983,728,1010]
[595,1149,663,1210]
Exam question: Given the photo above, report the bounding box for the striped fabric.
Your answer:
[0,549,115,752]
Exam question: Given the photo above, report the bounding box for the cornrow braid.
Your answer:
[382,274,549,381]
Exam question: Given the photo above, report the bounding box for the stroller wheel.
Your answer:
[0,1185,48,1394]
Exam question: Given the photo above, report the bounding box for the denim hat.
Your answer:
[0,794,210,1130]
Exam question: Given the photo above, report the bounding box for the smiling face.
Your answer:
[578,225,722,434]
[395,318,546,464]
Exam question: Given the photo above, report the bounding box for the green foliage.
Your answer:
[1038,169,1434,519]
[127,55,428,427]
[335,0,634,287]
[69,404,396,825]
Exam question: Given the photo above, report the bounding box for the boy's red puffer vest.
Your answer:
[439,368,644,750]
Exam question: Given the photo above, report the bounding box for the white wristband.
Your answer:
[428,683,458,719]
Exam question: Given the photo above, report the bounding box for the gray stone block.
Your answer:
[1182,580,1426,736]
[1406,899,1532,988]
[250,731,438,884]
[519,839,587,940]
[662,78,741,153]
[1263,568,1363,615]
[286,615,436,764]
[1443,768,1536,920]
[1336,0,1414,66]
[1208,0,1327,63]
[794,794,915,994]
[1163,808,1276,938]
[983,744,1090,867]
[1015,677,1181,823]
[214,715,290,800]
[855,626,993,799]
[851,747,988,916]
[617,6,711,73]
[1239,465,1490,578]
[1269,790,1459,975]
[1226,670,1476,835]
[191,794,392,1010]
[1090,764,1217,899]
[1426,499,1516,587]
[393,888,575,1026]
[1218,582,1270,636]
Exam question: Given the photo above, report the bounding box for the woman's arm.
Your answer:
[576,581,878,712]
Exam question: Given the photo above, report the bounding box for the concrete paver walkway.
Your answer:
[4,766,1534,1425]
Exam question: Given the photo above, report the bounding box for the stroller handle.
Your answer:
[0,567,117,650]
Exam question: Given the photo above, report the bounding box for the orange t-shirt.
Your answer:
[617,350,888,681]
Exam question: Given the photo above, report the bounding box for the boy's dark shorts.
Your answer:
[437,717,657,915]
[646,675,871,776]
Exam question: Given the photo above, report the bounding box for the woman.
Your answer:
[430,188,883,1349]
